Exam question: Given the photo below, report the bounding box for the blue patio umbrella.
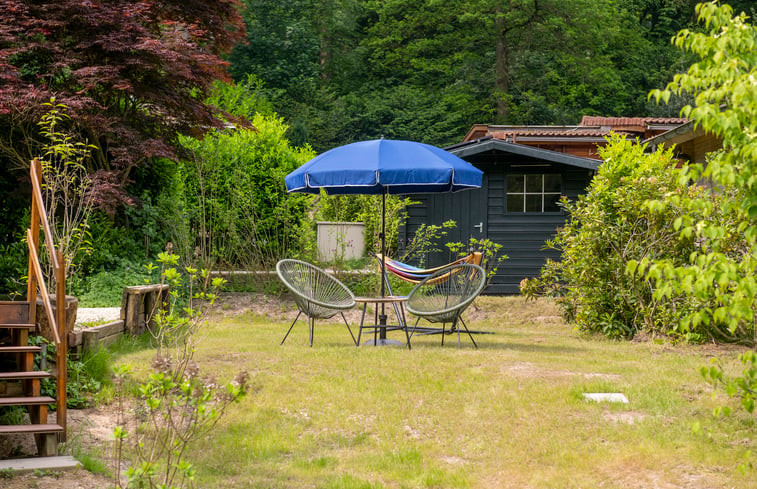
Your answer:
[285,139,483,341]
[285,139,483,196]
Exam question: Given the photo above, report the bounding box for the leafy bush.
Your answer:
[0,239,28,297]
[70,258,158,307]
[522,135,739,340]
[208,76,276,121]
[447,237,507,287]
[177,114,315,268]
[113,252,247,489]
[29,336,104,409]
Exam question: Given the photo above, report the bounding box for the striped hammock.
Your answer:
[375,252,483,285]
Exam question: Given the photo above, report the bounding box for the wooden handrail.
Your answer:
[26,229,62,346]
[27,157,67,440]
[30,159,61,272]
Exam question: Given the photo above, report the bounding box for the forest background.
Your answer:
[0,0,754,304]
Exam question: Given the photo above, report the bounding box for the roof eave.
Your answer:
[447,139,600,171]
[643,120,706,147]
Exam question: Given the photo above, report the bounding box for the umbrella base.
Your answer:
[360,338,405,347]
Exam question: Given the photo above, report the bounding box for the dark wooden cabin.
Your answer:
[399,138,600,294]
[399,117,690,294]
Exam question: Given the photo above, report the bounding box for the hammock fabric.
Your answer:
[375,252,483,285]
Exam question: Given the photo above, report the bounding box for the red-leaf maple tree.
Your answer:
[0,0,245,209]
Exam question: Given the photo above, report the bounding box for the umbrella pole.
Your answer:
[379,190,387,339]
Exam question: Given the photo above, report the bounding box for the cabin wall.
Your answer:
[399,155,594,294]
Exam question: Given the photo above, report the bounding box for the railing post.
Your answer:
[28,160,41,325]
[55,250,66,441]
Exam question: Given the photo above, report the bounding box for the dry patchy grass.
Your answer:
[73,295,756,489]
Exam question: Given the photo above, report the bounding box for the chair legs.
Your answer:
[281,310,357,347]
[308,315,314,347]
[409,317,421,339]
[439,316,477,349]
[280,311,303,345]
[458,317,478,349]
[279,311,315,347]
[340,312,357,346]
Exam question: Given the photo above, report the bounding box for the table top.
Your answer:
[354,295,407,304]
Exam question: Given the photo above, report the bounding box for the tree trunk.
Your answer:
[495,6,510,124]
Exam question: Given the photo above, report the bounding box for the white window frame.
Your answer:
[506,174,562,213]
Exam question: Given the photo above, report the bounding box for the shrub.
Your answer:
[523,135,740,340]
[177,114,315,268]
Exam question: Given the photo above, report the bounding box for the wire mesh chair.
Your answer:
[276,259,357,347]
[406,263,486,348]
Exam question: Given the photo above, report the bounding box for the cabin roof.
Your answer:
[463,116,689,144]
[446,137,601,171]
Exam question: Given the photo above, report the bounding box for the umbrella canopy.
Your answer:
[285,139,482,195]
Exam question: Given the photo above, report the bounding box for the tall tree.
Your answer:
[229,0,726,150]
[645,1,757,341]
[0,0,244,208]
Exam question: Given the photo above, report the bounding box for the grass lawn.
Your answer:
[113,296,755,489]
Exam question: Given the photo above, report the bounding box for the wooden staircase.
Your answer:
[0,159,67,457]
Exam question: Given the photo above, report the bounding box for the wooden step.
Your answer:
[0,301,30,324]
[0,346,42,354]
[0,424,63,435]
[0,323,35,330]
[0,371,51,380]
[0,396,55,407]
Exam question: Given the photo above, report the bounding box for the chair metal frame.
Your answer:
[405,263,486,348]
[276,259,357,346]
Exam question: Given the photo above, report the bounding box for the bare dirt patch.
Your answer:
[0,469,111,489]
[502,361,622,381]
[208,292,564,328]
[0,409,114,489]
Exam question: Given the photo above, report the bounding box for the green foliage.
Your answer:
[229,0,705,151]
[74,450,109,476]
[523,135,729,339]
[28,335,104,409]
[208,76,277,121]
[68,156,186,299]
[37,98,96,280]
[645,2,757,343]
[0,406,26,425]
[699,350,756,471]
[177,113,316,269]
[399,220,457,267]
[701,351,757,417]
[0,239,28,297]
[71,259,159,307]
[447,237,508,285]
[113,253,248,489]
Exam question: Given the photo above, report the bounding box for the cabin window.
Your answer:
[506,174,561,212]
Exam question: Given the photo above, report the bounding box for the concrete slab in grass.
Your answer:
[583,393,629,403]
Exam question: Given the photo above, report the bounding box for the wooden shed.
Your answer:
[643,120,722,166]
[398,137,600,294]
